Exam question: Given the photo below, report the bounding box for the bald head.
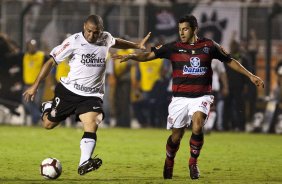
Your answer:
[85,15,104,32]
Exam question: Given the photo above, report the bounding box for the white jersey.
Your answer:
[50,32,116,99]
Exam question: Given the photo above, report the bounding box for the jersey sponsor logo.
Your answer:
[81,52,106,67]
[74,83,100,93]
[178,49,187,53]
[183,57,207,75]
[53,42,70,57]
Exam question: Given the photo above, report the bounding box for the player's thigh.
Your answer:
[46,84,76,123]
[79,112,100,132]
[192,111,207,127]
[77,96,104,132]
[188,95,214,125]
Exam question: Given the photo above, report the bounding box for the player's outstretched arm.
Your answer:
[23,58,56,102]
[227,58,264,88]
[113,51,156,63]
[113,32,151,50]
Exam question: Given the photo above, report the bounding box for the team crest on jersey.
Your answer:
[75,34,80,39]
[183,57,207,75]
[203,47,210,54]
[190,57,200,67]
[96,34,108,46]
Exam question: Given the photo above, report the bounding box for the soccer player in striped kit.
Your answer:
[115,14,264,180]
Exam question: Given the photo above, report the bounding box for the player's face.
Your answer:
[83,21,102,43]
[178,22,195,43]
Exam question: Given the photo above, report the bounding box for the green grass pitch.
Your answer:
[0,125,281,184]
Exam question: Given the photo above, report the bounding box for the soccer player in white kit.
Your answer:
[23,14,150,175]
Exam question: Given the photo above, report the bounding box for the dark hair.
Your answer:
[85,14,104,31]
[178,15,198,31]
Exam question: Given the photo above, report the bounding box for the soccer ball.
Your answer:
[40,158,62,179]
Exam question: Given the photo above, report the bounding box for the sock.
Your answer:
[189,133,204,165]
[79,132,97,166]
[165,135,180,166]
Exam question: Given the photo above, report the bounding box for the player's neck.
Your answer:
[188,36,198,45]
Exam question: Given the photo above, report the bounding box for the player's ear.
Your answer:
[194,27,199,34]
[83,23,86,30]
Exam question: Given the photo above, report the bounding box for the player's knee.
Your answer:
[171,136,182,143]
[171,129,185,143]
[193,113,207,126]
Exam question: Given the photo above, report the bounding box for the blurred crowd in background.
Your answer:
[0,0,282,134]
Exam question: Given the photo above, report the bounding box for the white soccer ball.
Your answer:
[40,158,62,179]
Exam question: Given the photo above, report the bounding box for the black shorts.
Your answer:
[47,83,104,123]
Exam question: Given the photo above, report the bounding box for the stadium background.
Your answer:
[0,0,282,128]
[0,1,282,183]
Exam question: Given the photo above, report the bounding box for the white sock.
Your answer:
[79,138,96,166]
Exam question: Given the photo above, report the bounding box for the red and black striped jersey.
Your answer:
[153,38,232,98]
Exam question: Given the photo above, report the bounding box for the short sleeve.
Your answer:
[211,41,232,63]
[99,32,116,48]
[50,35,75,64]
[153,43,172,59]
[107,33,116,48]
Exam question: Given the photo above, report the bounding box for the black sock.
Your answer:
[166,135,180,160]
[189,133,204,165]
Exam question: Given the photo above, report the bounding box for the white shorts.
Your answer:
[167,95,214,129]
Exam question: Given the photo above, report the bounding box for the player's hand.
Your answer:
[137,32,151,50]
[155,45,163,50]
[250,75,264,88]
[22,85,38,102]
